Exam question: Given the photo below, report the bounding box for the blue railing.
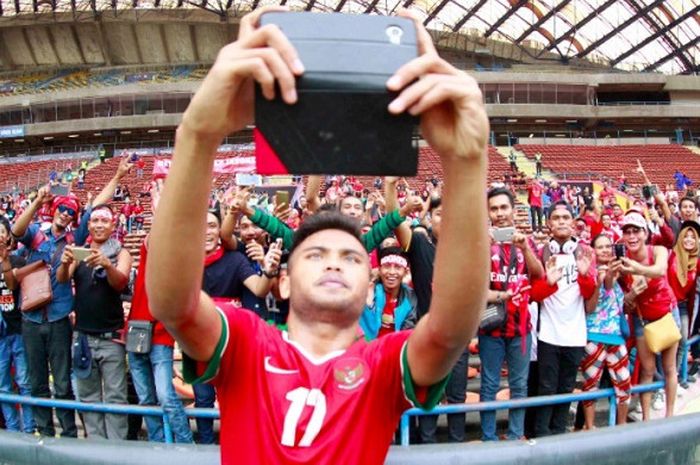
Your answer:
[0,335,697,445]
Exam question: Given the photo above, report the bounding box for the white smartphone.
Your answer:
[492,227,516,243]
[72,247,92,261]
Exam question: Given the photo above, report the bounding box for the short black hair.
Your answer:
[428,197,442,212]
[487,187,515,207]
[289,211,363,258]
[378,246,407,262]
[207,208,222,226]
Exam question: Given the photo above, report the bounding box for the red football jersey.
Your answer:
[184,304,444,465]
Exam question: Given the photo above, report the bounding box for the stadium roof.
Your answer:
[0,0,698,74]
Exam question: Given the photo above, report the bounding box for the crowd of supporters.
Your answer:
[0,152,698,443]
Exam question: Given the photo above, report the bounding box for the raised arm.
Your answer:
[397,11,490,387]
[11,187,49,239]
[146,6,303,362]
[91,155,133,207]
[305,175,322,214]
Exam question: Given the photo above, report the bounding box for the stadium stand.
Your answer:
[0,66,209,96]
[516,144,700,185]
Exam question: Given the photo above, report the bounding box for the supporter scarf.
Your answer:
[204,246,224,267]
[674,226,698,288]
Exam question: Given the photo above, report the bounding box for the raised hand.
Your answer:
[229,186,253,216]
[263,239,283,276]
[387,9,489,162]
[245,240,265,264]
[545,256,563,285]
[273,202,292,221]
[116,155,134,179]
[400,195,424,217]
[180,6,304,141]
[576,246,593,277]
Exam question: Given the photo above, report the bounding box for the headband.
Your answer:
[380,254,408,268]
[90,208,114,221]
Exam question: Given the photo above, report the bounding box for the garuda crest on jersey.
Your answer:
[333,357,369,392]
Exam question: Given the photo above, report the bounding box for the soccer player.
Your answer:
[147,7,489,465]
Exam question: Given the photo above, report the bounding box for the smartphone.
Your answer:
[614,243,626,259]
[492,227,516,243]
[50,184,70,197]
[72,247,92,262]
[275,191,290,207]
[255,12,418,176]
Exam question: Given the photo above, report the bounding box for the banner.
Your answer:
[0,125,24,139]
[152,156,256,176]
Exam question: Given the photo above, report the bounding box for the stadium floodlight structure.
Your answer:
[0,0,697,74]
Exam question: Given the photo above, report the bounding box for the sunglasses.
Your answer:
[57,205,76,217]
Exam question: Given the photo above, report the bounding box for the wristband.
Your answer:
[263,268,279,279]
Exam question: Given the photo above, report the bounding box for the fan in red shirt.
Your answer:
[146,8,490,465]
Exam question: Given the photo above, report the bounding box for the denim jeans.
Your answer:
[193,383,216,444]
[22,317,77,437]
[418,349,469,443]
[478,333,531,441]
[0,333,35,433]
[128,345,193,443]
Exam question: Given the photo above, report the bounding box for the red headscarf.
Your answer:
[51,195,81,225]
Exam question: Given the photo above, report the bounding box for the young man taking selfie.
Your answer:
[147,7,490,465]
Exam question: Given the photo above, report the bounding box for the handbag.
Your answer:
[126,320,154,354]
[15,239,68,313]
[638,310,681,354]
[15,260,52,313]
[480,245,517,332]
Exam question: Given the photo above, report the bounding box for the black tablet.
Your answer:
[254,12,419,176]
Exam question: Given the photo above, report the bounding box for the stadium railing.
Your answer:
[0,335,696,445]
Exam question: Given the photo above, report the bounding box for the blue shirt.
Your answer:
[17,214,89,323]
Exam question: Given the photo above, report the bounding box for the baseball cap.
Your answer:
[621,211,647,230]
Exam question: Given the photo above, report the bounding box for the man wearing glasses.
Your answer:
[11,190,83,437]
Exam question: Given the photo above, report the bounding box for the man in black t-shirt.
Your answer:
[0,217,34,433]
[392,197,470,443]
[57,205,133,440]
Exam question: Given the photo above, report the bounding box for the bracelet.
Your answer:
[263,269,279,279]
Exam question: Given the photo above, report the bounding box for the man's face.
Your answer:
[53,204,76,231]
[680,199,697,221]
[430,206,442,239]
[285,229,370,325]
[548,208,573,240]
[340,197,364,219]
[601,214,611,229]
[379,262,407,294]
[488,194,513,228]
[613,205,623,217]
[88,209,115,243]
[205,212,220,253]
[239,216,264,243]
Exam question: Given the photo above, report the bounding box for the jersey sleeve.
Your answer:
[370,331,448,414]
[182,304,260,385]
